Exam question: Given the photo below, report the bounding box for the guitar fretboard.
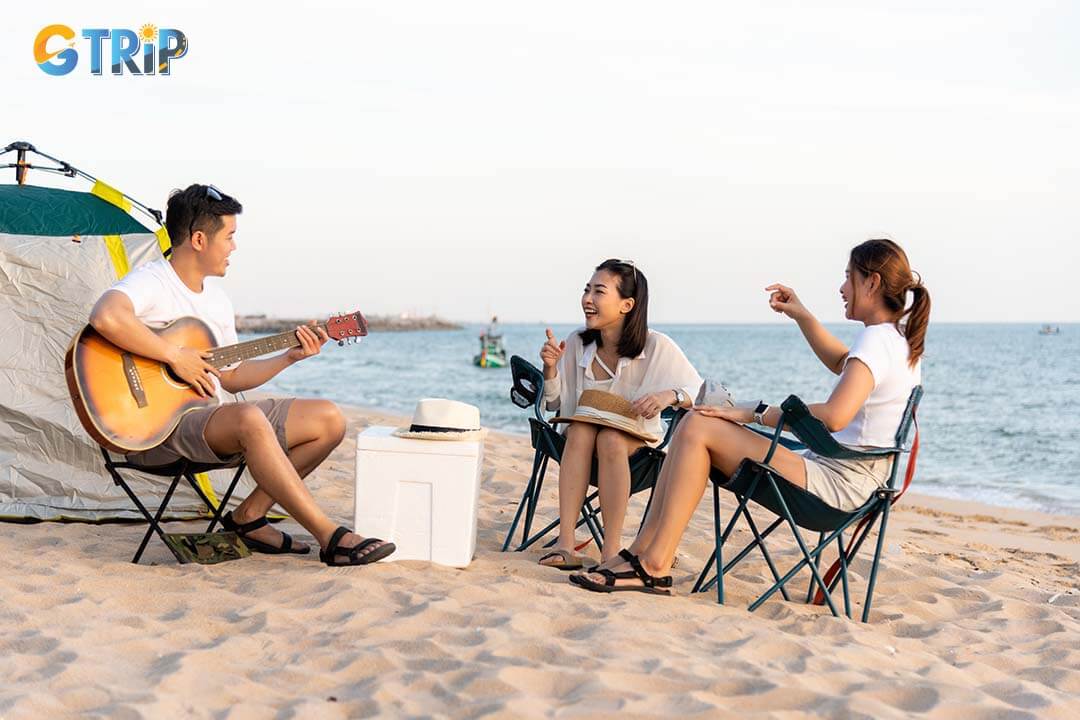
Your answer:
[205,326,326,368]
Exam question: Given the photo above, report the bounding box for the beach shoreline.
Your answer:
[1,397,1078,717]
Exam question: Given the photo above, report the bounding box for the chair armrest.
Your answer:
[776,395,900,462]
[509,355,551,428]
[747,424,805,451]
[656,407,687,451]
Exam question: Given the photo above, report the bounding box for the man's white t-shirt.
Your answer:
[831,323,921,448]
[109,258,238,396]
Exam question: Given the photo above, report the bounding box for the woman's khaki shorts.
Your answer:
[125,398,294,467]
[801,448,893,512]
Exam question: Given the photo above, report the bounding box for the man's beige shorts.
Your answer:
[125,398,294,467]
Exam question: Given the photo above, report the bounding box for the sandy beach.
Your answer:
[1,401,1078,719]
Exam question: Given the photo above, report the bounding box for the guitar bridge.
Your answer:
[122,353,148,408]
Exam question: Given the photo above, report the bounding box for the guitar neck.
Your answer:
[205,325,325,368]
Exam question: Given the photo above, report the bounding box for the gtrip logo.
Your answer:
[34,24,188,76]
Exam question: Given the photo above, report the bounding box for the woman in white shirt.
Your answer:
[571,239,931,594]
[537,259,703,570]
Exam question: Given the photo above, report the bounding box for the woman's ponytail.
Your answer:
[849,239,931,367]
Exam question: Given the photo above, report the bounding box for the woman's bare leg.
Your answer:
[595,428,644,561]
[627,420,689,555]
[541,422,598,561]
[580,412,807,586]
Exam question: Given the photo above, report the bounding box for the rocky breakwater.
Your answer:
[236,314,462,334]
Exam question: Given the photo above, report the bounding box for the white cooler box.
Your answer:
[354,425,484,567]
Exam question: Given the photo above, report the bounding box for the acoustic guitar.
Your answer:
[65,312,367,453]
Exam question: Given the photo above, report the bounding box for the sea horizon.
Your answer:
[257,321,1080,518]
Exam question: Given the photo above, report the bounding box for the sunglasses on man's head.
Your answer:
[188,184,227,239]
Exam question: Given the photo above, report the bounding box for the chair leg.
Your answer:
[694,475,760,594]
[125,470,184,564]
[805,531,827,603]
[749,475,842,618]
[521,454,549,544]
[201,463,247,533]
[691,483,719,593]
[836,530,851,619]
[501,467,536,551]
[862,502,892,623]
[501,451,544,552]
[582,497,604,551]
[539,504,598,549]
[712,481,724,604]
[741,509,792,602]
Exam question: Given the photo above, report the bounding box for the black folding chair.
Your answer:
[692,386,922,621]
[100,447,248,564]
[501,355,686,553]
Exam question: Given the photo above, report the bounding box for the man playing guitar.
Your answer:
[88,184,394,566]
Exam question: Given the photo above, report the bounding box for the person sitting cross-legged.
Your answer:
[88,183,394,566]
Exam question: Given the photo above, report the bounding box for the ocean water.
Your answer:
[259,323,1080,516]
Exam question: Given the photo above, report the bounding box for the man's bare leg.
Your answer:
[204,402,384,560]
[230,399,346,552]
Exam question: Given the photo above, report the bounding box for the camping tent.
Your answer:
[0,142,252,520]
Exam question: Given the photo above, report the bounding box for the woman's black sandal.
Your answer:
[222,511,310,555]
[574,550,673,595]
[319,526,396,566]
[570,548,631,586]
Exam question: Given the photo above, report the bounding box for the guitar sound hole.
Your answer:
[164,365,187,385]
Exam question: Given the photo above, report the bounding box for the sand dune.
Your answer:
[1,402,1078,718]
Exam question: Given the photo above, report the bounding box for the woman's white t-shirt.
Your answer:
[109,258,238,397]
[831,323,920,448]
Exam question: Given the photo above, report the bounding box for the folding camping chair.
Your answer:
[99,447,248,564]
[692,386,922,621]
[501,355,686,553]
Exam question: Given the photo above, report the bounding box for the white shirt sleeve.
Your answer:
[542,370,562,409]
[845,325,892,388]
[645,333,703,402]
[109,265,162,320]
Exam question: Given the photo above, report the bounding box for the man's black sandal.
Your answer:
[574,550,673,596]
[320,526,396,566]
[222,511,310,555]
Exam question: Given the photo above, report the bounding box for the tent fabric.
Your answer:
[0,185,255,521]
[0,185,148,236]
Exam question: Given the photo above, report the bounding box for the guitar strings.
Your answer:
[208,325,329,368]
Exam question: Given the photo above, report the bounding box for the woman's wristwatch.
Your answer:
[672,388,687,407]
[753,401,770,425]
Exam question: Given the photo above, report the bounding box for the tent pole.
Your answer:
[15,147,27,185]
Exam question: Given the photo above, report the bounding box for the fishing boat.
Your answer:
[1039,325,1061,335]
[474,333,507,368]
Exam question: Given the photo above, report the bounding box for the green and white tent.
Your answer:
[0,142,250,520]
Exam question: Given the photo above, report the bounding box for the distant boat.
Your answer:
[474,333,507,368]
[1039,325,1061,335]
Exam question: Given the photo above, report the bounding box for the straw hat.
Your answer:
[393,398,486,441]
[550,389,659,444]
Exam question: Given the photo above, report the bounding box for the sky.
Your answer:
[3,1,1078,324]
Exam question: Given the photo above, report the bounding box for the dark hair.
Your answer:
[578,259,650,359]
[165,184,243,246]
[849,239,931,367]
